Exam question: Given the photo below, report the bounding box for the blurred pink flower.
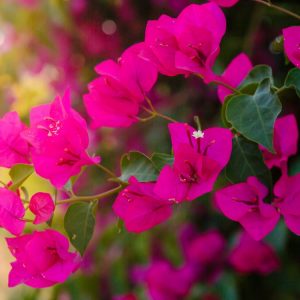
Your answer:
[6,230,80,288]
[229,232,280,274]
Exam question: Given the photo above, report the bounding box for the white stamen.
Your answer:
[192,130,204,139]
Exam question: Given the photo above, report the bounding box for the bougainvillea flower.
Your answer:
[143,3,226,80]
[145,260,195,300]
[113,177,173,233]
[0,111,30,168]
[261,114,298,170]
[22,90,100,188]
[274,174,300,235]
[283,26,300,68]
[217,53,252,103]
[215,177,279,240]
[0,187,25,236]
[29,192,55,224]
[84,43,157,128]
[6,229,80,288]
[229,232,280,274]
[209,0,239,7]
[155,123,232,202]
[113,294,137,300]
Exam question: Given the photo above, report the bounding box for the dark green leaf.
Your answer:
[9,164,34,192]
[226,79,282,152]
[64,201,96,255]
[120,151,159,182]
[265,220,287,253]
[151,153,174,171]
[284,68,300,97]
[225,136,272,189]
[239,64,274,89]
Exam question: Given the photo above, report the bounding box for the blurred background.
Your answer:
[0,0,300,299]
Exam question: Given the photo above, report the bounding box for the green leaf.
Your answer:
[120,151,159,182]
[239,64,274,89]
[9,164,34,192]
[215,273,238,300]
[225,136,272,189]
[226,79,282,152]
[64,201,96,256]
[265,220,287,253]
[284,68,300,97]
[151,153,174,171]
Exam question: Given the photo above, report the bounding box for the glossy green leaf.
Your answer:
[9,164,34,192]
[225,136,272,189]
[239,64,274,89]
[120,151,158,182]
[151,153,174,171]
[64,201,96,256]
[226,79,282,152]
[284,68,300,97]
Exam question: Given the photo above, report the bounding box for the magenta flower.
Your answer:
[283,26,300,68]
[0,187,25,236]
[113,177,173,233]
[155,123,232,202]
[274,174,300,235]
[22,90,100,188]
[0,111,30,168]
[261,114,298,170]
[6,229,80,288]
[145,261,195,300]
[217,53,252,103]
[215,177,280,240]
[229,232,280,274]
[210,0,239,7]
[84,43,157,128]
[29,192,55,225]
[143,3,226,80]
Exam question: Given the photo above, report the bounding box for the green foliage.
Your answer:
[151,152,174,171]
[64,201,96,256]
[226,79,282,152]
[225,136,272,189]
[8,164,34,192]
[284,68,300,97]
[120,151,159,182]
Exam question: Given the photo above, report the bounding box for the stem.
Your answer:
[194,73,241,94]
[253,0,300,20]
[56,185,122,205]
[96,164,127,186]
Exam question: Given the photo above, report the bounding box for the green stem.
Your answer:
[56,185,123,205]
[253,0,300,20]
[96,164,127,186]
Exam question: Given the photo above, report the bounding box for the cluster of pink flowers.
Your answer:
[0,0,300,292]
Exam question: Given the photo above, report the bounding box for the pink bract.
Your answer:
[210,0,239,7]
[145,260,195,300]
[0,111,31,168]
[154,123,232,202]
[6,229,80,288]
[0,187,25,236]
[29,192,55,224]
[217,53,252,103]
[283,26,300,68]
[22,90,100,188]
[229,232,280,274]
[274,174,300,235]
[215,177,280,240]
[84,43,157,128]
[261,114,298,170]
[113,177,173,233]
[142,3,226,80]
